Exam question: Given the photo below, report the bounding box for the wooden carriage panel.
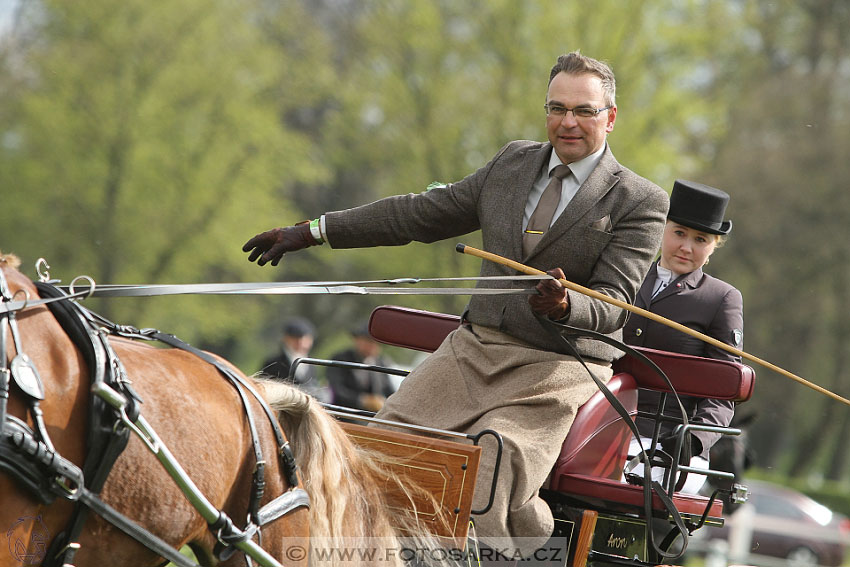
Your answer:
[340,422,479,545]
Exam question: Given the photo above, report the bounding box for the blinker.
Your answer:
[10,354,45,400]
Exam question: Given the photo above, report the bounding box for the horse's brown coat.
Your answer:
[0,259,310,567]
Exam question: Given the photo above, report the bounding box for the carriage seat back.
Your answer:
[368,305,755,403]
[613,346,755,402]
[369,305,462,352]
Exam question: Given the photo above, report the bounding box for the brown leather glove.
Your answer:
[242,221,319,266]
[528,267,570,320]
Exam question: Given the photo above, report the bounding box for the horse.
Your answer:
[0,252,448,567]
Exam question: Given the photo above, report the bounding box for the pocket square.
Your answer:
[590,214,613,232]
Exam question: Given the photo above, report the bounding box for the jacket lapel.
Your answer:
[653,267,704,302]
[530,146,620,257]
[515,144,553,260]
[638,262,658,307]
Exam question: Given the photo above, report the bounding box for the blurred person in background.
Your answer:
[327,322,397,412]
[261,316,330,402]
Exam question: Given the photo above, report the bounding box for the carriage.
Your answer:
[319,304,754,566]
[0,252,754,567]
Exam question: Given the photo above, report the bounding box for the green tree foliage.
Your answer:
[262,0,741,338]
[0,0,749,366]
[700,0,850,480]
[0,0,327,365]
[4,0,850,483]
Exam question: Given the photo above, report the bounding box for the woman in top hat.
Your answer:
[623,180,743,493]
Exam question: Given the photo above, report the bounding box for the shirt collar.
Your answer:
[655,263,675,285]
[548,143,607,185]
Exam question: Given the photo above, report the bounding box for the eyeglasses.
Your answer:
[544,104,612,119]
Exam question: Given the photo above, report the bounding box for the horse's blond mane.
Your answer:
[0,251,21,269]
[257,379,457,567]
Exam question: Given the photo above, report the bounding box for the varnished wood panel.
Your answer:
[341,422,480,544]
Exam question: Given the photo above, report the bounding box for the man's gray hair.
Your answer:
[548,51,616,107]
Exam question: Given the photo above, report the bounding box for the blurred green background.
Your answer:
[2,0,850,501]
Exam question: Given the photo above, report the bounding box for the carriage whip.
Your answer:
[456,243,850,408]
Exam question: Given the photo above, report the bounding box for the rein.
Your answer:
[69,275,545,299]
[534,313,696,560]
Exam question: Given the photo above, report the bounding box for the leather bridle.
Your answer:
[0,268,310,567]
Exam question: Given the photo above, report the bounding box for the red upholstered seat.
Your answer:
[552,473,724,518]
[549,372,637,481]
[549,348,754,518]
[369,306,461,352]
[613,346,755,402]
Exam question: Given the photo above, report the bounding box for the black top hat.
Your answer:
[667,180,732,235]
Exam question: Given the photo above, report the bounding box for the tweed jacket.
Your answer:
[623,261,744,458]
[325,141,669,361]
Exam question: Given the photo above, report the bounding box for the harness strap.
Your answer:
[144,330,300,561]
[146,331,288,451]
[77,488,200,567]
[279,442,299,489]
[73,276,548,298]
[150,333,272,520]
[0,416,85,503]
[33,281,141,567]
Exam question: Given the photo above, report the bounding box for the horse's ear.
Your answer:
[0,252,22,269]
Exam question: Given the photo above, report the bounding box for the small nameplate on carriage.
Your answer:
[590,514,647,562]
[11,354,45,400]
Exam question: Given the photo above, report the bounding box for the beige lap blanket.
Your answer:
[375,324,612,555]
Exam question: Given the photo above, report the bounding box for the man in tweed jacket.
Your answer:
[243,52,669,556]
